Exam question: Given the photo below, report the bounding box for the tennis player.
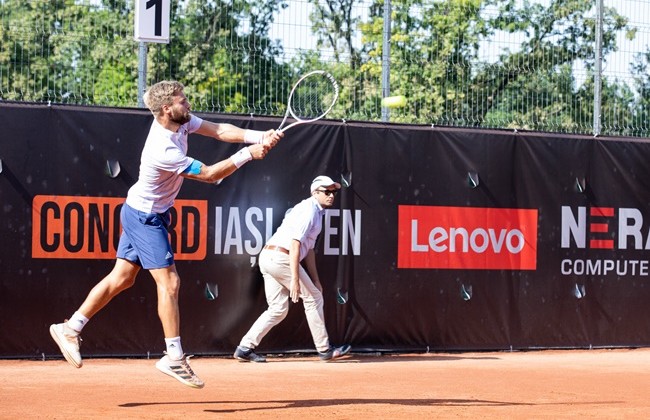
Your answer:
[50,80,282,389]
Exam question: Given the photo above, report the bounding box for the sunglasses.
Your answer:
[317,189,338,196]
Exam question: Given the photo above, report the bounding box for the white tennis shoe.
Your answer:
[49,322,83,368]
[156,353,204,389]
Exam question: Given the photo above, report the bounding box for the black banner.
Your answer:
[1,103,650,358]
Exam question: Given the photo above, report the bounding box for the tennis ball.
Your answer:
[381,95,407,108]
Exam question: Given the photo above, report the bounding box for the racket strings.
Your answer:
[290,75,338,120]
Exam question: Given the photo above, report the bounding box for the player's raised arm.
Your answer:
[194,120,282,148]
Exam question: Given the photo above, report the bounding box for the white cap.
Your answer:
[310,175,342,192]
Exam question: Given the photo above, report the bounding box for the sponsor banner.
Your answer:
[31,195,207,260]
[6,103,650,355]
[398,205,538,270]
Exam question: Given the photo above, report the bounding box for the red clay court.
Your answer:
[2,348,649,419]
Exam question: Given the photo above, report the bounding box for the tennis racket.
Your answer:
[277,70,339,133]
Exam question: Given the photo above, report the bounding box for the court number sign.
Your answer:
[134,0,170,43]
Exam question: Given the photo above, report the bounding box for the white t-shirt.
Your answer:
[126,114,203,213]
[267,196,324,261]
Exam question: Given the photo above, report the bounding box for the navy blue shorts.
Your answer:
[117,204,174,269]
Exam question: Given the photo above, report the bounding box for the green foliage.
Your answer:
[0,0,289,113]
[166,0,291,114]
[0,0,136,104]
[1,0,648,136]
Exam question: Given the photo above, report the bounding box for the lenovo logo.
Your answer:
[398,205,538,270]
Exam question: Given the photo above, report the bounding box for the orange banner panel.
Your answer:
[32,196,207,260]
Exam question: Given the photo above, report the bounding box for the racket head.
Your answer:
[285,70,339,125]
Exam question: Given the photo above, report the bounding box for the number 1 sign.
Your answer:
[134,0,170,44]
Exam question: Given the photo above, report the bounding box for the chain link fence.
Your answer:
[1,0,650,137]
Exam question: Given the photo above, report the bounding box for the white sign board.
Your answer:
[134,0,170,43]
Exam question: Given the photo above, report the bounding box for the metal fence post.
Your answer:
[593,0,603,136]
[381,0,391,122]
[137,42,148,108]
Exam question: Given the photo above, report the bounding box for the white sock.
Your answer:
[165,336,184,360]
[67,311,89,333]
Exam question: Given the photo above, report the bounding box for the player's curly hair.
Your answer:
[143,80,184,115]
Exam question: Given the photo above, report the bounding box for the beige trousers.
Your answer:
[239,248,330,352]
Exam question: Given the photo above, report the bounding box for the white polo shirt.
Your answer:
[267,196,325,261]
[126,114,203,214]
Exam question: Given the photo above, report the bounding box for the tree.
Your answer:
[629,49,650,137]
[0,0,290,111]
[0,0,138,105]
[477,0,629,132]
[147,0,290,114]
[0,0,71,102]
[304,0,632,133]
[0,0,642,136]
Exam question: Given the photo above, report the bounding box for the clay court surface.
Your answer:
[2,348,650,419]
